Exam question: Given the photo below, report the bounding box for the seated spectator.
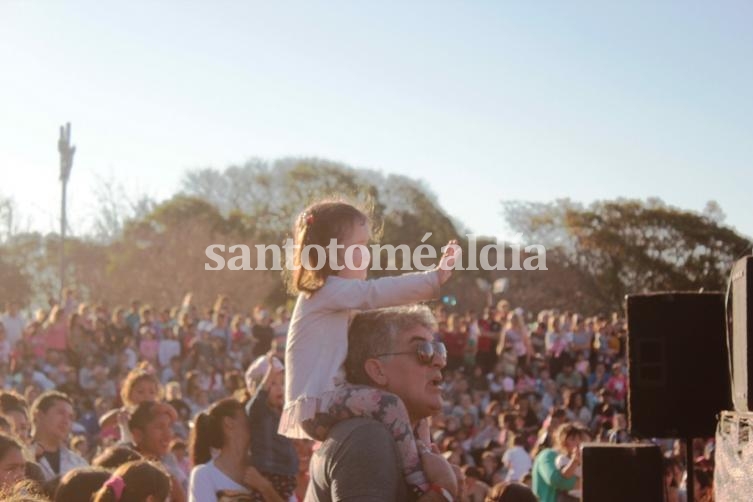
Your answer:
[485,481,538,502]
[564,391,591,426]
[0,392,31,449]
[480,451,505,486]
[117,364,163,442]
[605,362,628,410]
[0,433,27,494]
[502,434,532,482]
[30,391,88,480]
[607,413,631,444]
[462,465,490,501]
[555,362,583,392]
[92,460,171,502]
[92,446,142,470]
[54,467,110,502]
[188,398,280,502]
[127,401,185,502]
[169,439,190,481]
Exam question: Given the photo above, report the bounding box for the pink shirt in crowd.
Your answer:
[44,323,68,352]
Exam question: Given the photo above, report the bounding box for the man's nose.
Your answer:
[431,355,446,369]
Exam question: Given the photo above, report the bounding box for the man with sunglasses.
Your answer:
[306,305,460,501]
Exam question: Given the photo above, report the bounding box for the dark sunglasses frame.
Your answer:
[375,341,447,366]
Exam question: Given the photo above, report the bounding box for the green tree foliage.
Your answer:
[180,158,461,303]
[1,161,750,316]
[503,198,753,312]
[104,195,276,309]
[0,247,32,307]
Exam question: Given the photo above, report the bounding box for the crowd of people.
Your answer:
[0,292,714,501]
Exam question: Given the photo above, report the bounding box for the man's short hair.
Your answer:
[92,445,143,469]
[345,306,437,386]
[30,391,72,418]
[128,401,175,432]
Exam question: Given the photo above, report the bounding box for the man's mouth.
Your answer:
[429,376,443,390]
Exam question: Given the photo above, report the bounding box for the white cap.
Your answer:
[244,355,283,392]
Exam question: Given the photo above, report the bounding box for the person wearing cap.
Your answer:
[245,354,298,500]
[127,401,186,502]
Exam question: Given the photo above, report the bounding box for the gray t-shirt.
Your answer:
[305,418,410,501]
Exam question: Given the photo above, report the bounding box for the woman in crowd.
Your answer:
[54,467,111,502]
[0,433,26,495]
[564,391,592,426]
[0,392,31,450]
[188,397,283,502]
[43,306,68,356]
[501,311,532,370]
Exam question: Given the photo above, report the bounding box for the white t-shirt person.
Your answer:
[502,444,533,482]
[188,460,250,502]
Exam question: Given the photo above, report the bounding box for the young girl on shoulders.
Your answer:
[280,199,460,496]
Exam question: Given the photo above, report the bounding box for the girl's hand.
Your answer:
[261,354,282,392]
[437,240,462,285]
[418,441,458,495]
[243,466,269,490]
[117,409,130,430]
[572,445,582,465]
[243,467,284,502]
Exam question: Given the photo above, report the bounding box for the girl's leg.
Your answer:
[326,384,430,492]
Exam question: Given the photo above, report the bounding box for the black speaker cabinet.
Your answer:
[732,256,753,411]
[582,443,663,502]
[627,292,729,438]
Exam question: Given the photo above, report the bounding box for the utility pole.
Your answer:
[58,123,75,298]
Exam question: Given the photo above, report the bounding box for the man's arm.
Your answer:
[325,420,456,502]
[327,421,404,501]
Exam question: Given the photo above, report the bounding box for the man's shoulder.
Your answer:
[61,446,88,466]
[321,417,395,452]
[309,418,407,501]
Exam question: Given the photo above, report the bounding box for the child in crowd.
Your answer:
[246,354,298,500]
[279,199,460,496]
[92,460,171,502]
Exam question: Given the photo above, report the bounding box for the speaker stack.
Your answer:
[582,443,663,502]
[714,255,753,501]
[626,291,730,438]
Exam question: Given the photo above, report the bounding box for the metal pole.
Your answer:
[60,180,66,295]
[58,123,75,299]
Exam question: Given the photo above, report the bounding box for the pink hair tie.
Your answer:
[104,475,126,501]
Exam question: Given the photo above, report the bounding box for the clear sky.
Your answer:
[1,1,751,239]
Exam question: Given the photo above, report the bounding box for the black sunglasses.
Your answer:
[376,341,447,366]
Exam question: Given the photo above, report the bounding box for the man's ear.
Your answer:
[364,359,388,387]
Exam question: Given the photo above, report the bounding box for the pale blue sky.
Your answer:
[1,1,751,239]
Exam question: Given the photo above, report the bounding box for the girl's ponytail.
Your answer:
[190,411,215,466]
[189,398,244,466]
